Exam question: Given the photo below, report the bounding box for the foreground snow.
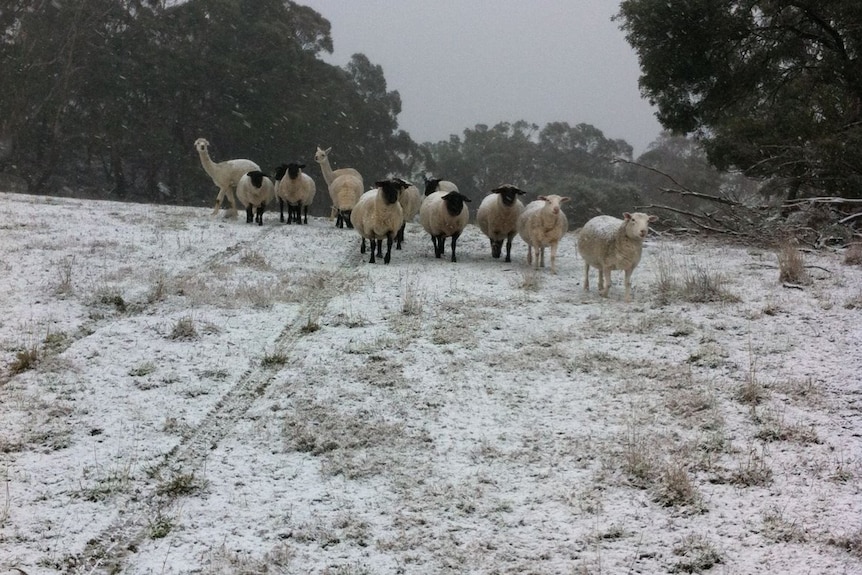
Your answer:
[0,192,860,574]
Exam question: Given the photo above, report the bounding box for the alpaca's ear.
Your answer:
[325,147,332,154]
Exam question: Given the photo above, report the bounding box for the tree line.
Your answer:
[1,1,857,231]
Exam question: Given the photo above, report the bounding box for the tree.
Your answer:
[616,0,862,198]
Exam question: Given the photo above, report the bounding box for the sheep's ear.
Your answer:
[462,195,472,203]
[516,189,526,195]
[537,195,548,201]
[648,215,658,222]
[623,212,632,220]
[374,180,388,188]
[299,164,306,169]
[560,197,571,203]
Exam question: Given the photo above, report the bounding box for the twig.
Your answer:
[782,283,805,290]
[839,212,862,224]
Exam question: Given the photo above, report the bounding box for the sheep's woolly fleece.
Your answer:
[1,191,861,575]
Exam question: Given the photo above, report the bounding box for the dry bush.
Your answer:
[654,462,704,511]
[844,243,862,266]
[670,534,723,573]
[8,345,39,374]
[652,251,739,304]
[777,241,811,284]
[169,316,198,340]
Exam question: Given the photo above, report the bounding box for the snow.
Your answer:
[0,191,860,574]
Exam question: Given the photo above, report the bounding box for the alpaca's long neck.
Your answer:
[318,157,335,184]
[198,149,218,179]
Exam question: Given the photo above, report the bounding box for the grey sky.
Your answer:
[300,0,663,155]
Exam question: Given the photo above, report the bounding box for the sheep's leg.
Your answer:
[623,268,633,302]
[376,238,383,258]
[450,233,460,263]
[597,266,605,292]
[344,211,354,228]
[360,238,367,254]
[539,247,546,268]
[583,263,591,291]
[335,212,343,228]
[549,242,558,274]
[600,268,612,297]
[433,235,445,258]
[256,205,264,226]
[279,198,285,223]
[369,239,377,263]
[491,239,501,259]
[504,237,513,262]
[383,234,393,264]
[245,204,253,224]
[396,222,406,250]
[302,205,309,224]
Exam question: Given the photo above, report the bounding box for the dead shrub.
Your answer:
[777,241,810,284]
[844,243,862,266]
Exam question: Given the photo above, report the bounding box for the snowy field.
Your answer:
[0,191,860,574]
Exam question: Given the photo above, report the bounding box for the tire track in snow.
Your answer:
[74,225,360,574]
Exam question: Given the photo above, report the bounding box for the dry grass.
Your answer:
[653,249,740,304]
[8,344,39,375]
[169,316,198,340]
[670,534,723,573]
[777,241,811,284]
[844,243,862,266]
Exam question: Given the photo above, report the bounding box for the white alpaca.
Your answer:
[194,138,260,218]
[313,146,363,187]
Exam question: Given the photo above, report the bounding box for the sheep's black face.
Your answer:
[274,164,288,181]
[375,180,402,205]
[248,171,266,188]
[443,192,471,216]
[424,178,442,196]
[287,163,304,180]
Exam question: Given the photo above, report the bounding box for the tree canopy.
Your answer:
[616,0,862,199]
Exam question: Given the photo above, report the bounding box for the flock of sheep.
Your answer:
[193,138,658,302]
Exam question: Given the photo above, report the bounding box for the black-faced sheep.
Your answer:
[419,190,472,262]
[194,138,260,218]
[577,212,658,302]
[350,179,408,264]
[516,194,571,273]
[393,178,421,249]
[476,184,526,262]
[236,170,275,226]
[423,176,459,196]
[274,162,316,224]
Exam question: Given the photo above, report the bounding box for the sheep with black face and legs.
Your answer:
[274,162,316,224]
[419,190,472,262]
[350,179,409,264]
[477,184,526,262]
[236,170,274,226]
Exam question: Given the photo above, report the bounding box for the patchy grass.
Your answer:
[844,243,862,266]
[777,241,811,285]
[8,344,39,375]
[670,533,723,573]
[169,316,198,340]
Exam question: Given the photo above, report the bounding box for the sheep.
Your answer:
[577,212,658,302]
[350,179,408,264]
[274,162,316,224]
[423,176,459,196]
[328,173,364,229]
[235,170,275,226]
[194,138,260,218]
[476,184,526,262]
[392,178,421,250]
[419,190,472,262]
[516,194,571,273]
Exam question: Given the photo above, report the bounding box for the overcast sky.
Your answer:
[299,0,664,155]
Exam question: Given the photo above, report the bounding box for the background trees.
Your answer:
[616,0,862,200]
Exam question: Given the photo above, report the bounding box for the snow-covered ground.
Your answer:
[0,192,860,574]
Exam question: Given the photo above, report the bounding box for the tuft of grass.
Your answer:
[98,291,127,313]
[169,316,198,340]
[147,510,174,539]
[670,534,723,573]
[53,255,75,296]
[826,528,862,557]
[844,243,862,266]
[654,462,704,511]
[620,428,657,488]
[155,472,205,497]
[239,249,271,270]
[728,445,773,487]
[681,262,741,303]
[402,279,424,316]
[516,269,542,291]
[777,241,810,284]
[300,316,321,334]
[261,349,288,368]
[762,506,809,543]
[8,345,39,374]
[755,412,820,444]
[128,362,156,377]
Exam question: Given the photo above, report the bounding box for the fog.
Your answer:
[300,0,663,155]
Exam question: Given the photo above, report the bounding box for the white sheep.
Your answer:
[194,138,260,218]
[516,194,571,273]
[235,170,275,226]
[328,173,364,229]
[393,178,421,249]
[274,162,316,224]
[350,179,408,264]
[577,212,658,302]
[423,176,459,196]
[419,190,472,262]
[476,184,526,262]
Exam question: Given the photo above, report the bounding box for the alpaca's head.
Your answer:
[194,138,209,153]
[314,146,332,164]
